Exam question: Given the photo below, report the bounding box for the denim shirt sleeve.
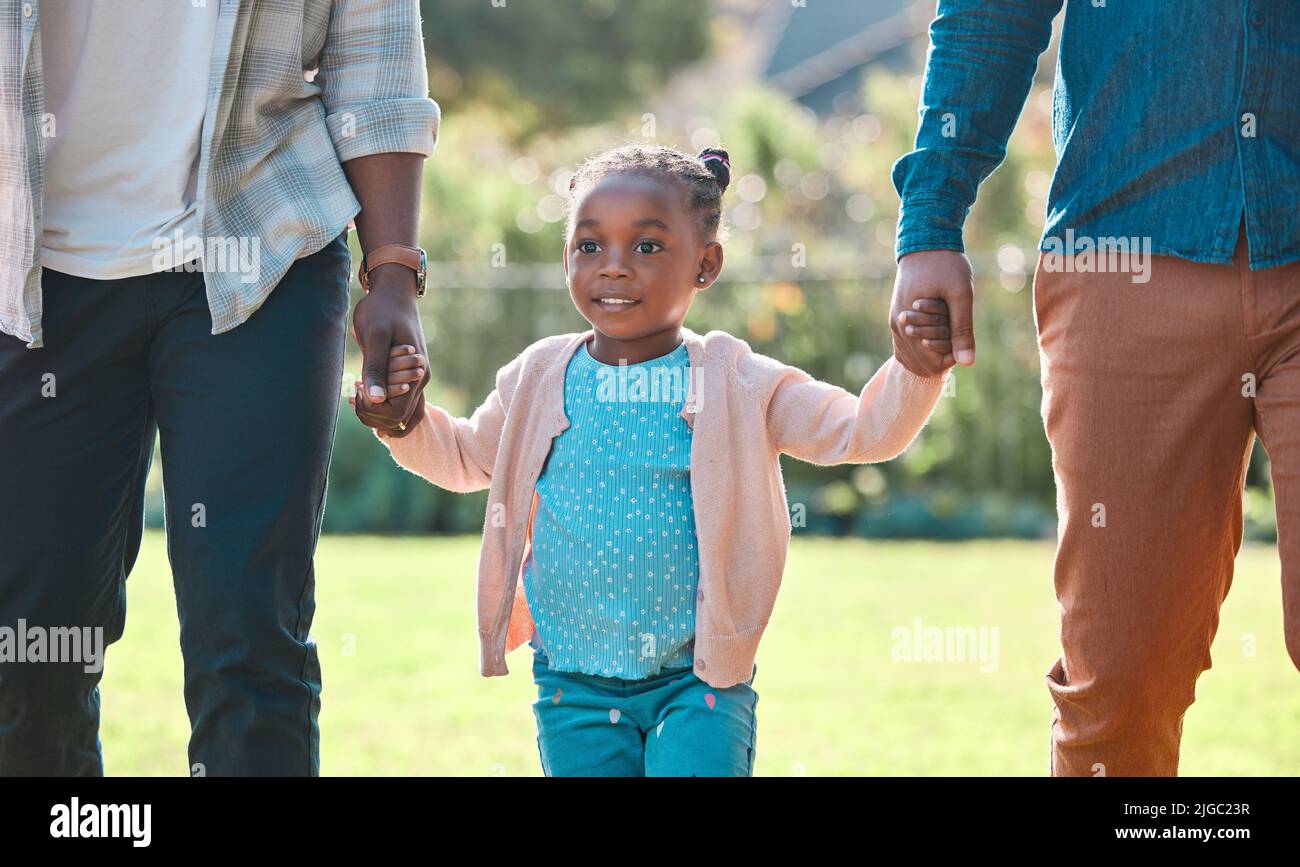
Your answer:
[891,0,1062,259]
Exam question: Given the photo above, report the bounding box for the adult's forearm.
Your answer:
[344,150,430,432]
[342,152,424,289]
[891,0,1062,258]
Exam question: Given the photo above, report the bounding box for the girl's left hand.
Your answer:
[896,298,953,357]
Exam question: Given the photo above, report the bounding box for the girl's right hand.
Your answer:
[348,345,426,434]
[382,344,425,397]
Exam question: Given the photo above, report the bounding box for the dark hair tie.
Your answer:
[700,152,730,170]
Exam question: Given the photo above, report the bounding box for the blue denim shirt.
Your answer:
[892,0,1299,270]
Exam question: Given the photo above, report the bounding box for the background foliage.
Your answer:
[147,0,1277,541]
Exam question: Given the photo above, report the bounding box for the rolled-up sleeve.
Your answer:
[318,0,440,162]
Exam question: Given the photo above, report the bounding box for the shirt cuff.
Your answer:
[895,196,970,260]
[328,97,440,162]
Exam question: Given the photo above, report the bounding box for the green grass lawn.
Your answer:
[99,532,1300,775]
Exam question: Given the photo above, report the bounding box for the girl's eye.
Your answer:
[577,240,600,254]
[636,240,663,254]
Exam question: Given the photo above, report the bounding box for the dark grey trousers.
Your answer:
[0,232,351,776]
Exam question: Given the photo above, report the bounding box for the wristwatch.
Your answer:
[359,243,428,297]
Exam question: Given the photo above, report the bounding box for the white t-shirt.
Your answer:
[39,0,220,279]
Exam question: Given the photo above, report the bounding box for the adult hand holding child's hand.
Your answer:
[350,344,428,438]
[890,249,976,376]
[351,276,430,438]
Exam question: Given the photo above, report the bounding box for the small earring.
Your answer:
[697,276,705,283]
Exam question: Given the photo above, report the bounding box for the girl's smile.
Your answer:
[591,292,642,313]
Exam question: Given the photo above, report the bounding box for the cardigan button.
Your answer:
[696,589,704,602]
[695,658,706,671]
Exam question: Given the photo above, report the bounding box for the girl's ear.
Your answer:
[562,239,571,283]
[695,240,725,290]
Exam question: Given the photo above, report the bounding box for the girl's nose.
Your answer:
[598,255,633,279]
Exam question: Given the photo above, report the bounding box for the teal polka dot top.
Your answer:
[524,339,699,678]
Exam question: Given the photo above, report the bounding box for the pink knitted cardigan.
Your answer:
[378,326,948,687]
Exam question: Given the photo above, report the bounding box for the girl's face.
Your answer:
[564,173,723,347]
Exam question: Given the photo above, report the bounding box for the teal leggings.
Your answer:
[530,647,759,777]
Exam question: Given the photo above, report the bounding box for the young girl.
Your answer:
[353,144,952,776]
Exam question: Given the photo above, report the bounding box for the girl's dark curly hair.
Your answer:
[566,143,732,242]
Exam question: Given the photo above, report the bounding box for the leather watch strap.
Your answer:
[359,243,427,294]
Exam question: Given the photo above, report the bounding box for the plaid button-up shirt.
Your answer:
[0,0,439,348]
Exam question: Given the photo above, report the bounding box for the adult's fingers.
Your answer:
[944,285,976,366]
[378,391,426,439]
[352,381,405,430]
[361,324,394,403]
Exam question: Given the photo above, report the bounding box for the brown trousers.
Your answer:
[1033,222,1300,776]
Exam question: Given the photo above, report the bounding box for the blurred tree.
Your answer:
[323,66,1066,539]
[421,0,710,137]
